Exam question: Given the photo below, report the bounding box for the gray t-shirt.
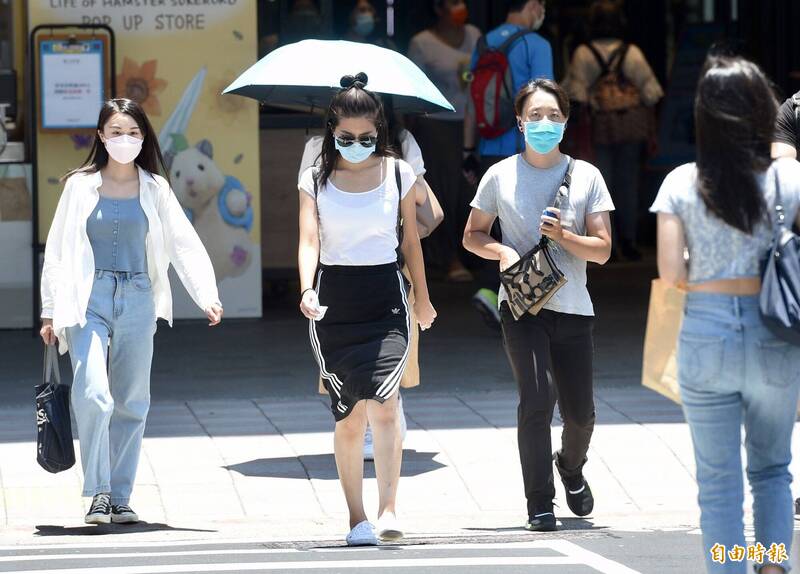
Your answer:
[471,154,614,316]
[649,159,800,284]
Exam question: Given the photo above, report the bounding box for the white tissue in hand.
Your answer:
[314,306,328,321]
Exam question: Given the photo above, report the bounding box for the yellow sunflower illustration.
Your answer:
[116,58,168,116]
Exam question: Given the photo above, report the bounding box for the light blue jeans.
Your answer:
[66,271,156,505]
[679,292,800,573]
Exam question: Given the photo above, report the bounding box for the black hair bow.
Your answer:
[340,72,369,89]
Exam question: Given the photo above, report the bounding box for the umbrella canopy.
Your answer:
[223,39,454,115]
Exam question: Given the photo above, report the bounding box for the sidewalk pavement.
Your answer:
[0,385,743,546]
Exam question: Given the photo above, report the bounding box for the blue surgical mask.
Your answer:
[354,13,375,37]
[524,119,565,154]
[335,138,375,163]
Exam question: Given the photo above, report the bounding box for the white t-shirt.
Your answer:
[299,157,417,266]
[408,25,481,120]
[297,130,426,183]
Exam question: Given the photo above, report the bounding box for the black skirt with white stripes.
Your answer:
[310,263,411,421]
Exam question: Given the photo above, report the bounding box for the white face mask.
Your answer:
[104,134,143,165]
[532,8,545,31]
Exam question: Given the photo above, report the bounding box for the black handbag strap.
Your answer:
[43,344,61,386]
[539,156,576,247]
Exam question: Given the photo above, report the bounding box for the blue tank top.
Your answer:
[87,196,149,273]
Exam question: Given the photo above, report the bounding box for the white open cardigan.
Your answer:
[41,166,221,354]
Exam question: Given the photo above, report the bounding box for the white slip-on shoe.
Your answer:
[346,521,378,546]
[363,427,374,461]
[376,513,404,542]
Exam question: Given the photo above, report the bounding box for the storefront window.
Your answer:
[0,0,12,69]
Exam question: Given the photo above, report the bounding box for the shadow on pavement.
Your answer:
[463,517,608,533]
[33,522,217,537]
[225,449,446,480]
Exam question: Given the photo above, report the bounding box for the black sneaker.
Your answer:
[525,505,557,532]
[85,493,111,525]
[111,504,139,524]
[554,452,594,517]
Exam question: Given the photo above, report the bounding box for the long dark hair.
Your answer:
[63,98,170,182]
[317,73,396,188]
[694,56,777,234]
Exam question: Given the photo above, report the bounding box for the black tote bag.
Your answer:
[35,345,76,473]
[760,174,800,346]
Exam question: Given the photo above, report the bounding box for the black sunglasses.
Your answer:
[334,134,378,148]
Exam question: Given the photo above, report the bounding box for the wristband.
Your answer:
[463,146,476,152]
[301,288,315,298]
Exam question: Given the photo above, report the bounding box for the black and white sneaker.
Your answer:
[85,493,111,525]
[111,504,139,524]
[525,505,557,532]
[554,452,594,517]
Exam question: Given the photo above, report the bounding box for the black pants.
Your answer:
[500,304,596,514]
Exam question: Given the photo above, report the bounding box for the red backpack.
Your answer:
[470,29,533,140]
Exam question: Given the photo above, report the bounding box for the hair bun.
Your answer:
[339,72,369,89]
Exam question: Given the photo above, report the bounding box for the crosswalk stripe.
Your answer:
[0,557,582,573]
[0,549,300,563]
[0,540,643,574]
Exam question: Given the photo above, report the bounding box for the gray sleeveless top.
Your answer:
[87,196,149,273]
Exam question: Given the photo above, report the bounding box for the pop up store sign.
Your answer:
[42,0,241,34]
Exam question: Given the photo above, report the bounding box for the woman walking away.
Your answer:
[464,79,614,532]
[298,73,436,546]
[651,55,800,574]
[39,98,223,525]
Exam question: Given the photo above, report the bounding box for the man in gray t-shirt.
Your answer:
[470,154,615,316]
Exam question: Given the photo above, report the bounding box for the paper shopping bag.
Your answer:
[641,279,685,404]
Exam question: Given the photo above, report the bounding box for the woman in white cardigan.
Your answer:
[39,98,222,525]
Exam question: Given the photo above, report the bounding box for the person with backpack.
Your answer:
[562,0,663,262]
[408,0,481,284]
[462,0,553,331]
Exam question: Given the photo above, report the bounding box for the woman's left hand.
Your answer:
[414,298,437,331]
[205,304,224,326]
[540,208,564,242]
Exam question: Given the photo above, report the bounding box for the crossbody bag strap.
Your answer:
[773,165,786,233]
[552,155,576,208]
[395,157,403,240]
[540,156,576,247]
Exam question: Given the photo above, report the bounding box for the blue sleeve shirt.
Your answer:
[471,24,554,158]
